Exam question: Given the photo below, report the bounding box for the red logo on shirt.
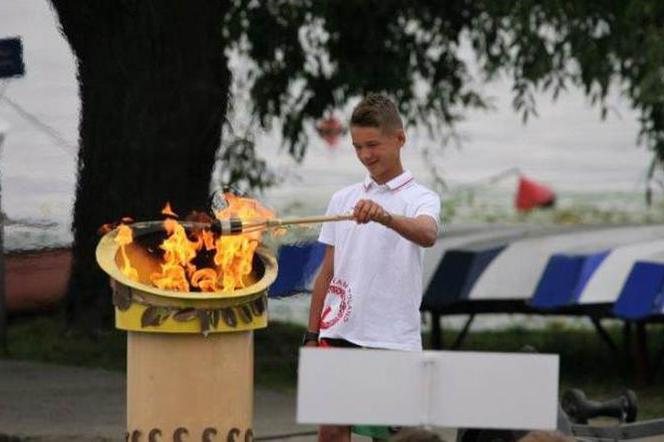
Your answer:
[320,278,352,330]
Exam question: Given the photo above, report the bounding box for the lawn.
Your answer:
[5,313,664,420]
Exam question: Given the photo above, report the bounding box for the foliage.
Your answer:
[470,1,664,162]
[225,0,664,175]
[215,134,280,195]
[225,0,489,160]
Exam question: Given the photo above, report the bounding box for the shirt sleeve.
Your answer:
[318,193,338,246]
[413,190,442,232]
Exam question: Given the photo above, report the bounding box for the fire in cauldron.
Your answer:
[108,193,275,294]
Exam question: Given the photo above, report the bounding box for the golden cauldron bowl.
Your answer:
[96,221,278,334]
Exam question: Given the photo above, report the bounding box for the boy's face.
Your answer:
[350,125,405,184]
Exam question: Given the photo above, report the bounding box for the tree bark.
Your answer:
[50,0,231,330]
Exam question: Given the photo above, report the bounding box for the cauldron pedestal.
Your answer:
[96,222,277,441]
[127,331,254,440]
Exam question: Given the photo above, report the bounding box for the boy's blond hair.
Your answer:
[351,93,404,133]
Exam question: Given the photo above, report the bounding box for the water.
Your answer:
[0,0,656,328]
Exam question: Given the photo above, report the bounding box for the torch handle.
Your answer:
[209,214,354,235]
[265,214,354,227]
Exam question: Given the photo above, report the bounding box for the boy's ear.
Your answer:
[395,128,406,147]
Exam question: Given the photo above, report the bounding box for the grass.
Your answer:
[429,322,664,420]
[442,190,664,226]
[7,313,127,371]
[4,313,303,390]
[5,314,664,420]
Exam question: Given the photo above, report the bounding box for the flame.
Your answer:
[115,225,139,282]
[215,193,274,238]
[213,235,259,291]
[200,229,216,251]
[99,223,115,235]
[105,195,275,293]
[99,217,134,235]
[191,268,217,291]
[150,218,198,291]
[162,202,178,218]
[210,193,273,290]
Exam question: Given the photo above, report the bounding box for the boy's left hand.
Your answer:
[353,199,392,226]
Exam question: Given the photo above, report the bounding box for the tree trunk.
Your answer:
[50,0,231,330]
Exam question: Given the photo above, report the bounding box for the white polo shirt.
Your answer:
[318,170,441,351]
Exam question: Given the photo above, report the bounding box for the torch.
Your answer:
[208,189,354,235]
[210,213,354,235]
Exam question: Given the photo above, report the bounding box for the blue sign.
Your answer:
[0,37,25,78]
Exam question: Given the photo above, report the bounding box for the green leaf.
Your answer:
[141,307,170,328]
[251,296,266,316]
[210,309,221,329]
[172,308,198,322]
[112,284,132,311]
[198,310,210,333]
[239,305,253,324]
[222,308,238,328]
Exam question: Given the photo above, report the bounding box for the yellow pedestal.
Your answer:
[127,331,254,441]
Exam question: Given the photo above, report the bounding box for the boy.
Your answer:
[304,94,441,442]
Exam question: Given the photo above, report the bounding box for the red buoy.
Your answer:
[316,116,345,148]
[515,175,556,211]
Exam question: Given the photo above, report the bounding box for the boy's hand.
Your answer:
[353,199,392,226]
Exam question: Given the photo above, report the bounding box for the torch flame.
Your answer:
[210,193,273,291]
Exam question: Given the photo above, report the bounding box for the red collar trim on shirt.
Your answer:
[390,177,414,191]
[364,171,414,191]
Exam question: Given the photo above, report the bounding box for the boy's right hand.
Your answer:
[353,199,391,225]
